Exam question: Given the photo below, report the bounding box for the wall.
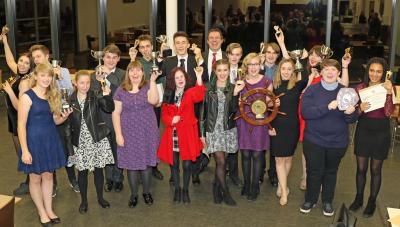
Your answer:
[76,0,150,52]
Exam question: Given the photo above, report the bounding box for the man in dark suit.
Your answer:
[90,44,125,193]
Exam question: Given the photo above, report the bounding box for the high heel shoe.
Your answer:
[50,217,61,224]
[38,216,52,227]
[128,195,138,208]
[79,202,88,214]
[143,193,154,205]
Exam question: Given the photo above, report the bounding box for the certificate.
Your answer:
[358,83,387,112]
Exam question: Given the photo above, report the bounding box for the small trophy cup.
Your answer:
[289,49,304,71]
[51,59,62,68]
[60,88,70,111]
[274,25,281,35]
[156,35,169,49]
[321,45,334,59]
[259,42,265,55]
[1,25,9,35]
[343,47,353,60]
[151,51,160,72]
[91,50,104,69]
[129,39,140,56]
[386,71,393,81]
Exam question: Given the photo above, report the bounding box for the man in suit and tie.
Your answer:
[90,44,125,193]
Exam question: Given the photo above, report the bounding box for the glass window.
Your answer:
[187,1,205,50]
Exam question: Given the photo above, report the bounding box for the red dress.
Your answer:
[157,83,206,165]
[298,76,321,141]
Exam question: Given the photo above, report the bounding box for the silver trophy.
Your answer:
[51,59,62,68]
[1,25,9,35]
[151,51,160,72]
[321,45,333,59]
[60,88,70,111]
[91,50,104,68]
[289,49,304,71]
[337,88,359,111]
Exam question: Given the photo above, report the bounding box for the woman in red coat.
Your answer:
[157,66,205,204]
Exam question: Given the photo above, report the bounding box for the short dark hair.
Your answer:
[173,31,189,42]
[103,44,121,56]
[208,28,224,39]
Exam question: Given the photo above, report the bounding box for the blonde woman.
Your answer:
[18,63,71,226]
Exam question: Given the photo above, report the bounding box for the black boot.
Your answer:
[241,181,250,197]
[221,187,236,206]
[182,189,191,204]
[247,183,259,201]
[363,197,376,218]
[213,182,222,204]
[173,188,181,203]
[349,194,363,212]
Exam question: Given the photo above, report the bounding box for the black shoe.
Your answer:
[128,195,138,208]
[212,182,222,204]
[38,217,52,227]
[192,174,201,186]
[98,198,110,208]
[13,182,29,196]
[300,202,315,214]
[247,187,258,201]
[114,182,123,192]
[241,183,250,197]
[69,180,80,193]
[221,187,236,206]
[173,188,181,203]
[169,176,174,186]
[52,184,57,198]
[50,217,61,224]
[182,189,191,204]
[269,175,279,187]
[349,194,364,212]
[143,193,154,205]
[104,181,113,192]
[79,203,88,214]
[362,197,376,218]
[152,167,164,180]
[322,203,335,217]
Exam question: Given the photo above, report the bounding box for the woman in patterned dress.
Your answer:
[67,70,115,214]
[112,61,160,208]
[200,59,244,206]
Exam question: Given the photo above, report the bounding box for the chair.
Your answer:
[0,196,16,227]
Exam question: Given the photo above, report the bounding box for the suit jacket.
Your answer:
[201,50,227,83]
[160,55,198,88]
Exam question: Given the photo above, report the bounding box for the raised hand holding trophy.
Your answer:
[1,25,9,35]
[289,49,304,72]
[60,88,71,111]
[321,45,334,59]
[91,50,104,69]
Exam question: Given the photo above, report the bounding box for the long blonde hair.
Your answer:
[273,59,298,90]
[30,63,61,114]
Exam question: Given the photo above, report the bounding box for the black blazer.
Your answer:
[160,55,198,88]
[201,50,227,83]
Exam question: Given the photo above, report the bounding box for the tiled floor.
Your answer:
[0,101,398,227]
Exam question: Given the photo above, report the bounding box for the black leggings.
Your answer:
[78,168,104,204]
[355,156,383,201]
[214,151,227,190]
[241,150,262,190]
[170,152,192,190]
[127,167,152,196]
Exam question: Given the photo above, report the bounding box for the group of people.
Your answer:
[0,24,395,227]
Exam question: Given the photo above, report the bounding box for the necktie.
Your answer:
[180,59,185,69]
[211,52,217,68]
[231,69,236,83]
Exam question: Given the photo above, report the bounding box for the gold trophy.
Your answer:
[0,75,20,92]
[289,49,304,71]
[259,42,265,55]
[386,71,393,81]
[60,88,70,111]
[156,35,169,49]
[343,47,353,60]
[129,39,140,56]
[251,99,267,119]
[1,25,9,35]
[321,45,334,59]
[191,43,202,71]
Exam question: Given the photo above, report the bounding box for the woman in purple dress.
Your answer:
[112,61,160,208]
[236,53,276,201]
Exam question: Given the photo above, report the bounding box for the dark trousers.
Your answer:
[105,130,124,183]
[226,152,239,179]
[303,140,346,204]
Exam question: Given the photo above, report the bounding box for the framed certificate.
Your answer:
[358,83,388,112]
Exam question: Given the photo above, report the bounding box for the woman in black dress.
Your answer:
[270,58,311,206]
[1,33,32,195]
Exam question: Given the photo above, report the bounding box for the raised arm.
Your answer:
[275,29,290,60]
[340,53,351,87]
[148,71,160,105]
[1,34,18,74]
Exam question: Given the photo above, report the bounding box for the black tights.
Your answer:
[78,168,104,204]
[214,152,227,190]
[170,152,192,190]
[241,150,262,189]
[355,156,384,201]
[127,167,152,196]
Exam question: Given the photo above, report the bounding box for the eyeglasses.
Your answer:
[247,63,260,67]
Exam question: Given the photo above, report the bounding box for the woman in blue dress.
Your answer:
[18,63,71,227]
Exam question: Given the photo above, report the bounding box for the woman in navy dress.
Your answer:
[18,63,71,226]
